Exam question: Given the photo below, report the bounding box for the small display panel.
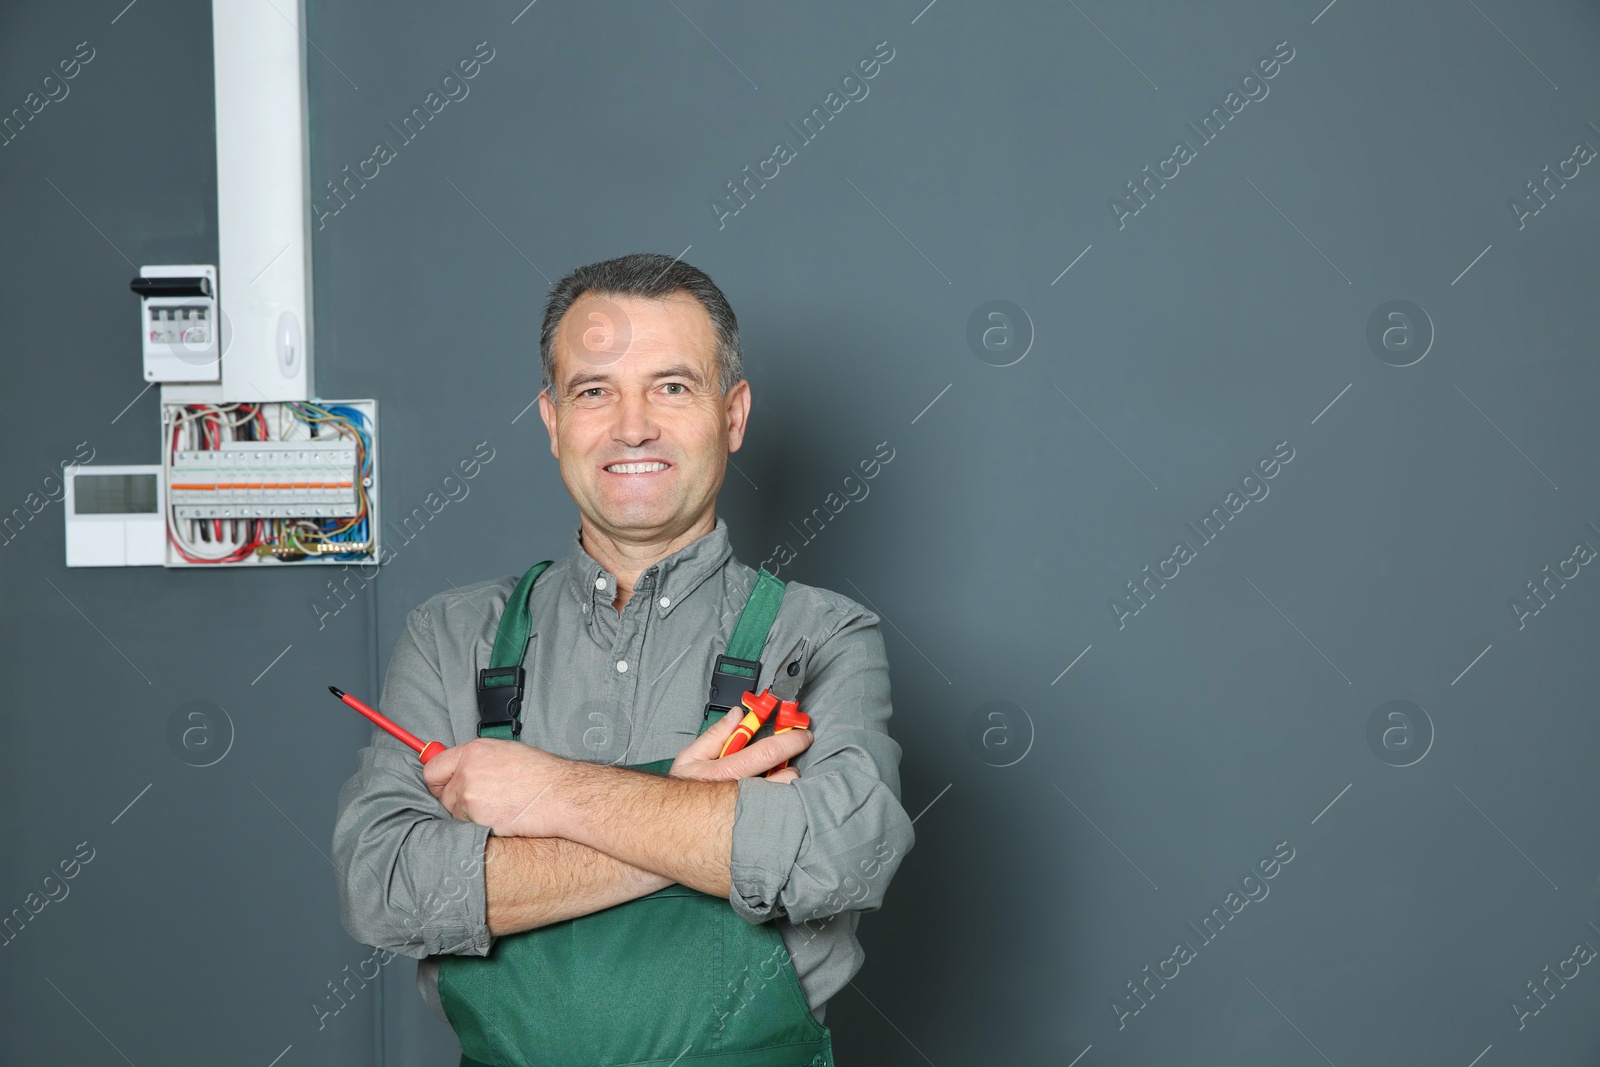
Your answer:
[75,473,159,515]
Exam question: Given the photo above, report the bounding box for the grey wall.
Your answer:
[5,0,1600,1064]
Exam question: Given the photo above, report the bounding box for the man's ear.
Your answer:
[725,379,752,453]
[537,389,560,459]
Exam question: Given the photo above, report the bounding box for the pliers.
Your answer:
[718,635,810,770]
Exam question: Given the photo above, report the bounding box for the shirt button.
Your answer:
[616,660,628,673]
[659,596,671,608]
[581,603,589,613]
[595,577,606,590]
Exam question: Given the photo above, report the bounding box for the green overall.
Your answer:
[439,560,835,1067]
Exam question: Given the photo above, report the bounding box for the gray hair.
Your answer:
[539,252,743,401]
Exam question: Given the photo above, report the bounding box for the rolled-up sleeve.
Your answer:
[727,602,915,926]
[331,603,495,959]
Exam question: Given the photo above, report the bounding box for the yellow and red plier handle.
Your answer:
[718,689,811,770]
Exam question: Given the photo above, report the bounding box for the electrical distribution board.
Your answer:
[160,399,380,567]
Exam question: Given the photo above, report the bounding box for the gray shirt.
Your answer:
[331,516,915,1027]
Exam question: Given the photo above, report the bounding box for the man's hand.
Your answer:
[671,706,812,784]
[423,738,572,838]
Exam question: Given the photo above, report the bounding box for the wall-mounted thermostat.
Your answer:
[133,265,219,383]
[65,465,165,567]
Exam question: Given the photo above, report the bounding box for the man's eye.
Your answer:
[663,383,687,395]
[580,388,604,398]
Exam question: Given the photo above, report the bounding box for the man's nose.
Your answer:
[612,389,659,445]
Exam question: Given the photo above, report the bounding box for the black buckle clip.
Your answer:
[704,653,761,719]
[476,665,525,738]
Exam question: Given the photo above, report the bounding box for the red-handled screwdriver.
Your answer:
[328,686,447,764]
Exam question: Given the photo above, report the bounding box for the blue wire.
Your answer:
[288,403,372,560]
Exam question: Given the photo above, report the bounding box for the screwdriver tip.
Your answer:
[328,686,344,699]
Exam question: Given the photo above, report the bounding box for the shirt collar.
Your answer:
[564,515,734,618]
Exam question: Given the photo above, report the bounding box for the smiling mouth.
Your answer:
[603,461,671,474]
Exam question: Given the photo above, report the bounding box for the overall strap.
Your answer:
[702,568,786,731]
[727,568,786,663]
[476,559,553,740]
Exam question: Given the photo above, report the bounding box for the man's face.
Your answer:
[537,291,750,544]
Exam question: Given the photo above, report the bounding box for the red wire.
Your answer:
[168,406,264,563]
[168,524,259,563]
[210,422,217,541]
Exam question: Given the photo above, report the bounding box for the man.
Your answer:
[331,252,914,1067]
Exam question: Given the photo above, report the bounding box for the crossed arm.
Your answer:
[480,776,737,934]
[332,597,910,958]
[464,709,810,935]
[482,836,670,934]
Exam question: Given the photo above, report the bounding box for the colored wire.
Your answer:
[164,400,372,564]
[285,402,371,557]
